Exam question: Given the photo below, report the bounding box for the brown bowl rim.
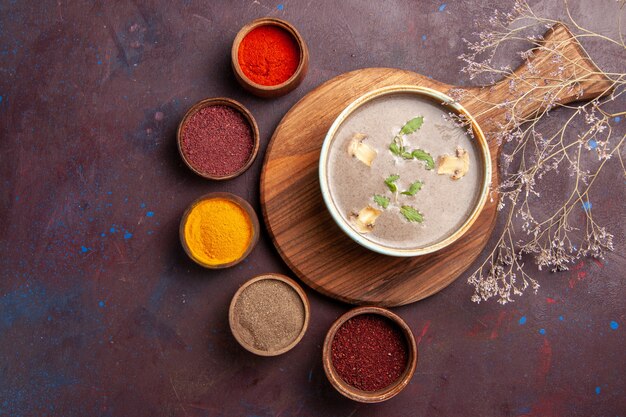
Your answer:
[177,97,260,180]
[179,192,260,269]
[322,306,418,403]
[231,17,308,94]
[228,273,310,356]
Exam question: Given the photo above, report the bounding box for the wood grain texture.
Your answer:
[260,24,613,306]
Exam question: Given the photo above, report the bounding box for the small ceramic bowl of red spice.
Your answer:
[232,17,309,98]
[323,306,418,403]
[177,97,260,180]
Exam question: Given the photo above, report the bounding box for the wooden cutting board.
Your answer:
[260,24,612,307]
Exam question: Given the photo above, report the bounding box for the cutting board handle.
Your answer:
[465,23,613,132]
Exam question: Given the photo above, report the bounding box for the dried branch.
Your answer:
[458,0,625,304]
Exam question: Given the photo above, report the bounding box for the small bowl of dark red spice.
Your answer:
[177,97,260,180]
[323,306,418,403]
[231,17,309,98]
[229,273,310,356]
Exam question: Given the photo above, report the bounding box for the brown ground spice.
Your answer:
[233,279,305,352]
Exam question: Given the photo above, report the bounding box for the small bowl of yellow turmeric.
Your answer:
[180,192,260,269]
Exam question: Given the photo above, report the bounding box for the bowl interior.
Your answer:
[322,306,417,403]
[177,97,260,180]
[179,192,260,269]
[231,17,308,91]
[229,274,310,356]
[319,85,491,257]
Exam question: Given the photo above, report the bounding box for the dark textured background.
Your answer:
[0,1,624,416]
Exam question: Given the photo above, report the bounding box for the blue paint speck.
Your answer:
[100,232,106,237]
[107,191,112,195]
[124,231,133,239]
[559,315,564,321]
[140,203,146,208]
[438,3,447,11]
[422,35,427,41]
[595,386,601,395]
[588,139,597,149]
[98,300,105,308]
[146,211,154,217]
[110,227,116,233]
[277,4,284,10]
[582,201,592,211]
[0,95,3,103]
[610,321,619,330]
[15,196,18,201]
[539,328,546,335]
[614,116,621,123]
[519,316,527,325]
[80,246,90,253]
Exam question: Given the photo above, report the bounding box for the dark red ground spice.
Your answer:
[331,314,408,392]
[181,105,254,177]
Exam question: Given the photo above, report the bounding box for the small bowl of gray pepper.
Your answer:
[228,273,310,356]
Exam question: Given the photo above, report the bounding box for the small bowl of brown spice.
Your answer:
[323,306,418,403]
[177,97,260,180]
[229,273,310,356]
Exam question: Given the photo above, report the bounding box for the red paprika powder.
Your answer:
[237,25,300,86]
[331,314,408,392]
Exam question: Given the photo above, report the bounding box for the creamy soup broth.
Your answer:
[327,93,483,249]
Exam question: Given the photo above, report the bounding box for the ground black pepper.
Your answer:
[232,279,305,352]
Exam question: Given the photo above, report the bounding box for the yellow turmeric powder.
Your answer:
[183,197,253,266]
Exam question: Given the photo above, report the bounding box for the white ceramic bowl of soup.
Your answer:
[319,85,491,257]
